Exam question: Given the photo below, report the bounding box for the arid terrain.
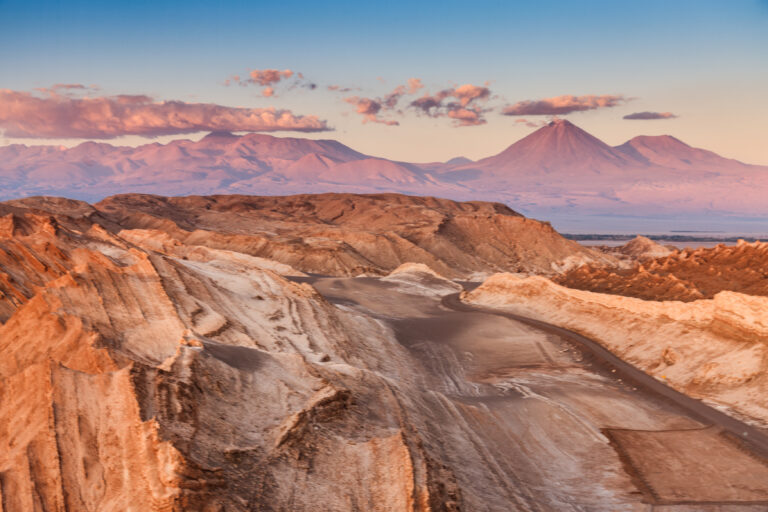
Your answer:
[3,121,768,231]
[2,193,768,511]
[7,192,609,279]
[557,239,768,301]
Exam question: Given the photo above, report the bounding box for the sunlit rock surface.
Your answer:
[465,273,768,425]
[0,193,613,511]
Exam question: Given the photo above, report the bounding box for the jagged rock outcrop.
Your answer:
[464,274,768,425]
[556,239,768,301]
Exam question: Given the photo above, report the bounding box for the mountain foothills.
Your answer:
[1,120,767,222]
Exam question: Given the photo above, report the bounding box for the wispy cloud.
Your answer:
[514,118,548,128]
[343,96,399,125]
[623,111,677,120]
[0,89,330,138]
[328,84,356,93]
[502,94,627,116]
[225,68,315,97]
[410,84,491,126]
[33,83,100,97]
[342,78,424,126]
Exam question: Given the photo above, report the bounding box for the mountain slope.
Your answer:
[464,119,644,175]
[614,135,752,172]
[1,123,768,227]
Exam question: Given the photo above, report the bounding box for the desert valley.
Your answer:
[2,1,768,509]
[2,189,768,510]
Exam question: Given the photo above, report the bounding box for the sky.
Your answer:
[1,0,767,164]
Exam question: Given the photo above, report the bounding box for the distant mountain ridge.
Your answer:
[1,120,767,227]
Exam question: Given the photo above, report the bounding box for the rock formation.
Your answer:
[556,239,768,301]
[0,198,468,510]
[0,192,610,511]
[601,235,673,262]
[90,192,610,278]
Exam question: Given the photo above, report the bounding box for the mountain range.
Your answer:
[2,120,766,231]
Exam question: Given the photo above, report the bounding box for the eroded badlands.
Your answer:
[2,193,768,511]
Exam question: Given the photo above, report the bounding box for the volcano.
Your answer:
[461,119,645,176]
[1,121,768,229]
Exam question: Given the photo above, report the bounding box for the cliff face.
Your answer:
[91,193,612,279]
[0,204,466,511]
[556,240,768,301]
[464,274,768,425]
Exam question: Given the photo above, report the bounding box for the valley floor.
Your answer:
[299,275,768,511]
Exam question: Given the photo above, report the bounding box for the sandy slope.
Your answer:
[464,274,768,426]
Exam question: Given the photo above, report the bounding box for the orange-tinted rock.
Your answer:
[94,192,611,278]
[557,240,768,301]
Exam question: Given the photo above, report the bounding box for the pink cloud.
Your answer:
[514,118,548,128]
[225,68,312,97]
[33,83,100,97]
[328,84,355,92]
[623,111,678,120]
[452,84,490,106]
[343,96,399,125]
[409,84,491,126]
[341,79,491,127]
[0,89,330,139]
[447,107,486,126]
[502,94,627,116]
[406,78,424,94]
[342,78,424,125]
[248,69,294,86]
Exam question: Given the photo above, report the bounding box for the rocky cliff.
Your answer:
[0,199,470,510]
[90,192,610,278]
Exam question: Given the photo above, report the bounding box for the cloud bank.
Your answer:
[502,94,626,116]
[0,89,330,139]
[342,80,490,127]
[623,111,677,120]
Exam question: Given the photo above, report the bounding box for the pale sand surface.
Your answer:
[300,274,768,510]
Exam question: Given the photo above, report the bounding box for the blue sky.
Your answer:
[1,0,766,163]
